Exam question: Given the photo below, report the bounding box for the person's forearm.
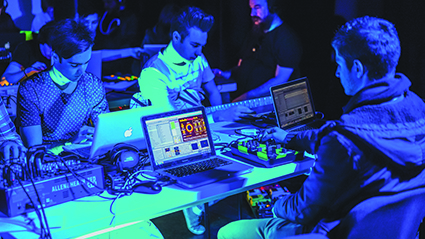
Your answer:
[208,90,222,106]
[99,49,126,62]
[244,66,294,99]
[203,79,222,106]
[248,75,288,98]
[286,129,320,154]
[20,125,43,148]
[100,49,135,62]
[100,48,141,62]
[2,68,32,84]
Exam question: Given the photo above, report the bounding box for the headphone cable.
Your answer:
[99,11,121,35]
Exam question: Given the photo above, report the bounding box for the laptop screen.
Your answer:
[142,107,215,170]
[270,77,315,129]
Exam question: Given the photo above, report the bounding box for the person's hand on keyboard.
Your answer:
[71,125,94,144]
[213,105,254,122]
[212,68,231,79]
[0,140,27,162]
[262,127,288,143]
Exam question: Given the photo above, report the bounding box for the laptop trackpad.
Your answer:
[174,163,252,189]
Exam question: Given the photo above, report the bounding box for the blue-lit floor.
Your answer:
[152,193,254,239]
[152,175,308,238]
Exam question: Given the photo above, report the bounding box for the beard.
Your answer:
[251,16,262,26]
[252,13,274,32]
[251,17,268,34]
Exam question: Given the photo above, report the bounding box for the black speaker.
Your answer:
[109,143,140,172]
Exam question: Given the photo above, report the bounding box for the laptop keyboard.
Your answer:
[72,146,91,158]
[290,120,324,132]
[165,158,232,177]
[290,125,315,132]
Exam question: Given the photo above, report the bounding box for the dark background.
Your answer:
[5,0,425,119]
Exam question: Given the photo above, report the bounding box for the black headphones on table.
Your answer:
[108,143,140,172]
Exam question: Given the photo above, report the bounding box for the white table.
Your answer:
[0,122,314,238]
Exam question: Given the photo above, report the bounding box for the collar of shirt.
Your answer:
[160,42,195,72]
[265,17,283,33]
[49,67,78,94]
[49,67,72,86]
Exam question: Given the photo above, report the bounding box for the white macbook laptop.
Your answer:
[142,106,253,189]
[63,106,164,159]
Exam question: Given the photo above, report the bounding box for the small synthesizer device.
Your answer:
[231,139,301,168]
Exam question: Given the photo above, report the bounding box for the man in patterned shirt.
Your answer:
[17,19,109,148]
[0,98,25,161]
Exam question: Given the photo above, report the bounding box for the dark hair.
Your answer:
[154,4,181,42]
[332,16,401,80]
[37,20,55,45]
[50,19,94,59]
[159,4,180,30]
[0,0,7,9]
[41,0,55,12]
[78,0,103,18]
[170,6,214,41]
[267,0,287,18]
[266,0,277,14]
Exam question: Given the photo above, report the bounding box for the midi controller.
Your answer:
[231,139,301,168]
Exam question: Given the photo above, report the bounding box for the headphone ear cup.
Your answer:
[109,143,140,172]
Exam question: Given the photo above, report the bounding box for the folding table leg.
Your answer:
[204,202,210,239]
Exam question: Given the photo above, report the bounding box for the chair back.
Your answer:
[328,187,425,239]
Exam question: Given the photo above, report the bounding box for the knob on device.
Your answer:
[231,139,300,167]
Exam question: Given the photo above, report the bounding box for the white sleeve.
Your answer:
[138,67,175,112]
